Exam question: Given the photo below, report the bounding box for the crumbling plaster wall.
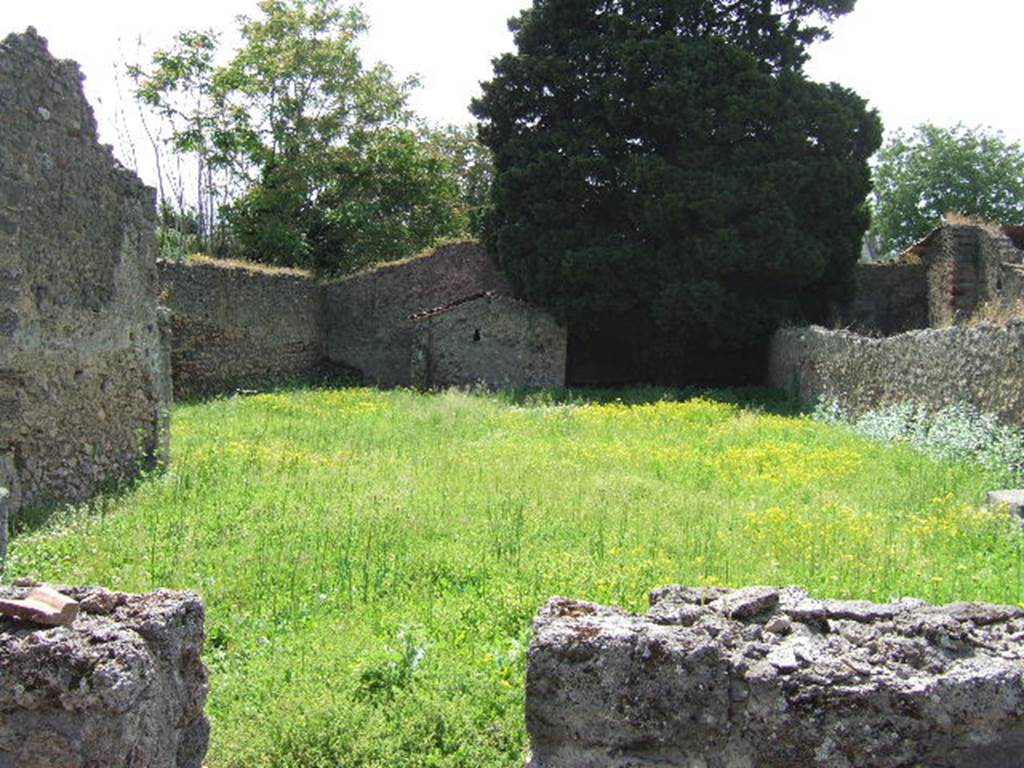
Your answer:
[324,242,513,386]
[0,29,169,516]
[768,323,1024,425]
[411,294,567,389]
[158,259,324,398]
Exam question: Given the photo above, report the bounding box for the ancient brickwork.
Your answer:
[0,586,209,768]
[0,29,170,516]
[158,259,324,398]
[527,586,1024,768]
[324,242,514,386]
[768,323,1024,425]
[411,294,567,389]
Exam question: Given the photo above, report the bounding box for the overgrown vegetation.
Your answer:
[473,0,882,383]
[9,387,1023,767]
[871,123,1024,256]
[133,0,489,273]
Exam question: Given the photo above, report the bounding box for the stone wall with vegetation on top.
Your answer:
[0,28,170,518]
[324,241,513,386]
[768,323,1024,426]
[0,585,209,768]
[410,293,567,389]
[526,586,1024,768]
[158,258,325,398]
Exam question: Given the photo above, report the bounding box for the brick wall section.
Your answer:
[324,242,513,386]
[158,260,324,398]
[0,29,170,516]
[411,295,567,388]
[768,323,1024,425]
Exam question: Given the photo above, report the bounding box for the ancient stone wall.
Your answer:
[527,586,1024,768]
[158,259,324,398]
[843,261,928,334]
[324,242,513,386]
[0,585,209,767]
[411,294,567,389]
[0,29,170,517]
[768,323,1024,425]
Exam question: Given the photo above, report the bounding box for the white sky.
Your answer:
[3,0,1023,189]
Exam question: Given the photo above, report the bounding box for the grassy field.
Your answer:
[8,387,1024,767]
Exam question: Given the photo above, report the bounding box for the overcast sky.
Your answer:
[4,0,1023,188]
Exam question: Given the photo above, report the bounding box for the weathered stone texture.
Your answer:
[411,294,567,389]
[527,586,1024,768]
[0,488,8,573]
[0,29,169,516]
[325,242,514,386]
[843,261,928,335]
[768,322,1024,426]
[0,586,209,768]
[158,259,324,398]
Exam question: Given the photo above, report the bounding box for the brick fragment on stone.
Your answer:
[0,586,209,768]
[0,585,79,626]
[526,585,1024,768]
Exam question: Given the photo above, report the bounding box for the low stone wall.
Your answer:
[158,259,324,398]
[0,585,209,767]
[527,586,1024,768]
[1,29,170,517]
[768,323,1024,425]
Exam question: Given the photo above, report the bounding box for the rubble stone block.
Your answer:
[0,586,209,768]
[526,585,1024,768]
[0,487,7,572]
[988,489,1024,518]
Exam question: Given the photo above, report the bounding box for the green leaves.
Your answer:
[872,124,1024,256]
[474,0,880,382]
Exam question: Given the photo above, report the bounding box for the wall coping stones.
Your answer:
[527,585,1024,767]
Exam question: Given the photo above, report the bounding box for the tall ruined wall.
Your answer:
[158,259,324,398]
[843,261,928,334]
[768,323,1024,425]
[411,295,567,389]
[0,29,169,515]
[324,242,513,385]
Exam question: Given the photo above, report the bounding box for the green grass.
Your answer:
[8,387,1024,767]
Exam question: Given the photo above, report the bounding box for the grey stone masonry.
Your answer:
[0,585,209,768]
[526,586,1024,768]
[0,487,7,574]
[988,490,1024,519]
[0,29,170,517]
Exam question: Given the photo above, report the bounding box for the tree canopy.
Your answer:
[872,123,1024,256]
[133,0,473,272]
[473,0,881,383]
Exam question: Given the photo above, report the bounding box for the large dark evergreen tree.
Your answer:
[472,0,882,383]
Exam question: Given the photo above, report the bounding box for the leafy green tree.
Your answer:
[472,0,881,382]
[872,123,1024,255]
[133,0,467,271]
[425,125,495,239]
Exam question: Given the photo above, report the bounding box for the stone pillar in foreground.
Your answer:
[0,586,209,768]
[526,585,1024,768]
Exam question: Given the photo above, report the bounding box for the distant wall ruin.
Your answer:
[324,242,516,386]
[158,259,324,398]
[527,586,1024,768]
[844,224,1024,335]
[769,323,1024,425]
[411,293,567,389]
[0,29,170,517]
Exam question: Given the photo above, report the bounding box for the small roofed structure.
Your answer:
[410,292,567,389]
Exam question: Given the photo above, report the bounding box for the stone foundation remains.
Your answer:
[768,322,1024,426]
[0,585,209,768]
[527,586,1024,768]
[158,258,324,398]
[0,29,170,518]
